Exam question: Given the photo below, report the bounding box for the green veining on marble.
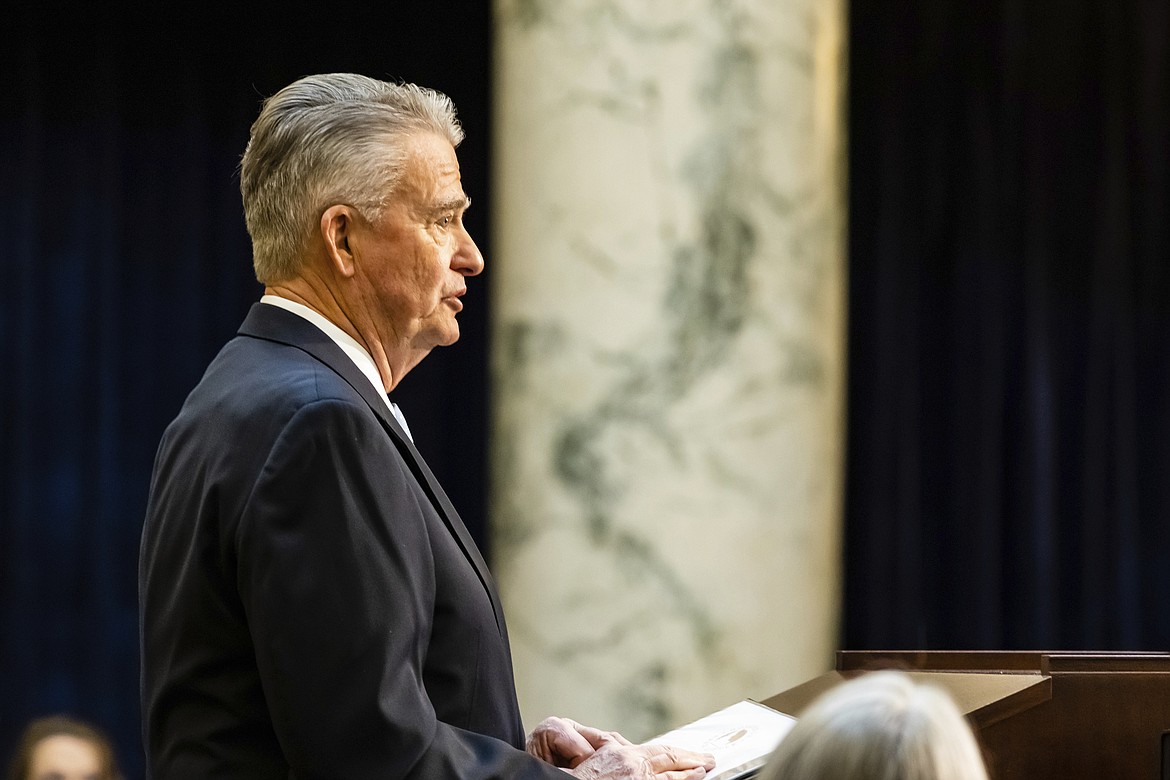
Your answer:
[494,0,841,737]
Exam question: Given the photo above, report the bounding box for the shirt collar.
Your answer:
[259,296,412,439]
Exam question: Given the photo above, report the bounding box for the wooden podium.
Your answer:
[759,651,1170,780]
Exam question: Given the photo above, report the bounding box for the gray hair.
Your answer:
[759,672,990,780]
[240,73,464,283]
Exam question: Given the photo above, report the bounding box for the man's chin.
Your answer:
[439,322,461,346]
[414,325,460,350]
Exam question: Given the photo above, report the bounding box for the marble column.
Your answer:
[491,0,846,739]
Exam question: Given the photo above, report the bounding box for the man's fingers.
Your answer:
[557,723,598,756]
[569,743,716,779]
[643,745,717,773]
[574,723,631,749]
[659,770,709,780]
[526,717,600,767]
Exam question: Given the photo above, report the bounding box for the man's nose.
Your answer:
[453,225,484,276]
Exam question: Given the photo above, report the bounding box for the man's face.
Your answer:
[349,132,483,353]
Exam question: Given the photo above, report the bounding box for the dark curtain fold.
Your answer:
[846,0,1170,650]
[0,4,492,776]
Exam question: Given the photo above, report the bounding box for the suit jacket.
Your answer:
[140,303,565,779]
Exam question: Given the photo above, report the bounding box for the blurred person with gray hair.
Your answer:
[758,671,989,780]
[139,73,713,780]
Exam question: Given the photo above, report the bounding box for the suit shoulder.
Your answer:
[151,335,384,492]
[184,335,366,421]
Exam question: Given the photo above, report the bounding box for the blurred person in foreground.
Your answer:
[139,72,714,780]
[758,671,989,780]
[7,715,120,780]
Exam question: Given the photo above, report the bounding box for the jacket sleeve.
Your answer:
[235,398,565,779]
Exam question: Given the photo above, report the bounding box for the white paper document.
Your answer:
[647,699,797,780]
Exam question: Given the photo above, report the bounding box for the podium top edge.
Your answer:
[837,650,1170,673]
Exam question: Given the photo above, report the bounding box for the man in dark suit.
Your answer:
[139,74,714,779]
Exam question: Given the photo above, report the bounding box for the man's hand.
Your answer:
[526,716,632,767]
[569,743,716,779]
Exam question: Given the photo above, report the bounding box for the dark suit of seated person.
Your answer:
[758,671,989,780]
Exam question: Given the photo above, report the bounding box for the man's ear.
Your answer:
[321,205,358,277]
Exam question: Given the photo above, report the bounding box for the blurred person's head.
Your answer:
[7,716,119,780]
[759,671,989,780]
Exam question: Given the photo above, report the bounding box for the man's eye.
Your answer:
[438,215,453,228]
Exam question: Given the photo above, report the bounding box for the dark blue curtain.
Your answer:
[0,3,492,777]
[845,0,1170,650]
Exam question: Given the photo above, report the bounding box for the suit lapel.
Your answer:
[237,303,505,633]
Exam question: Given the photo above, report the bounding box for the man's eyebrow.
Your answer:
[431,195,471,214]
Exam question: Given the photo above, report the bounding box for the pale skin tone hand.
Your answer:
[526,717,715,779]
[527,717,633,767]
